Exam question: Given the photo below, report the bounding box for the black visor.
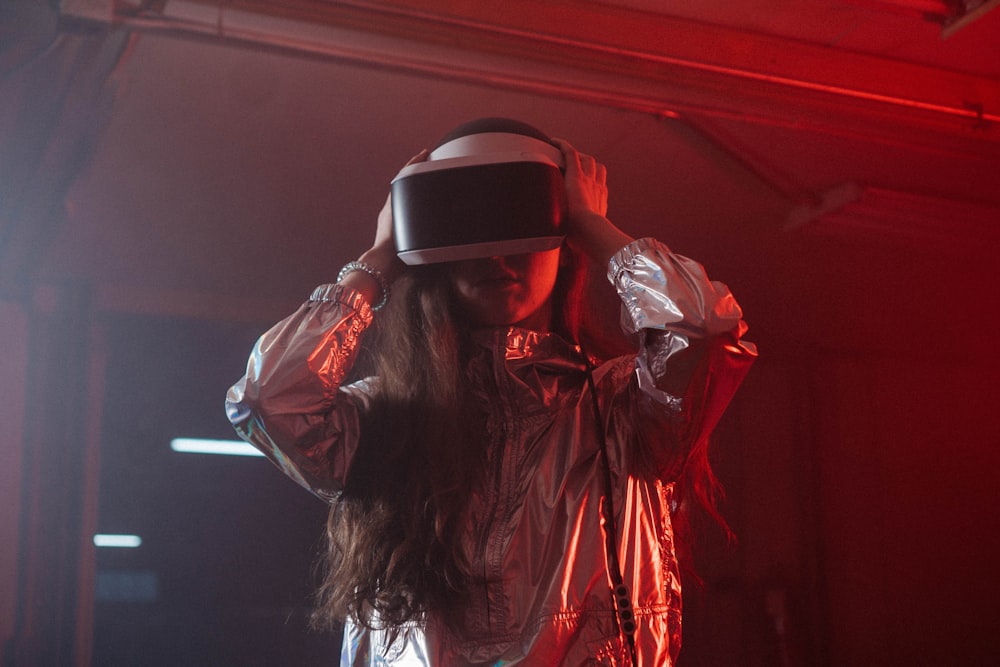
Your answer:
[391,119,565,265]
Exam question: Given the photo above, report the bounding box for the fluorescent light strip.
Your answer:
[170,438,265,457]
[94,534,142,548]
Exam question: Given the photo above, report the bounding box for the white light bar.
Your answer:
[170,438,265,457]
[94,534,143,548]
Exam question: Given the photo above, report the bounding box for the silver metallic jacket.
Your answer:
[226,238,757,666]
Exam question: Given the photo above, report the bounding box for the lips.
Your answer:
[477,280,519,293]
[476,271,520,287]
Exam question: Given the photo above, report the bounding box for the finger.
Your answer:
[404,148,431,166]
[595,163,607,185]
[550,137,580,172]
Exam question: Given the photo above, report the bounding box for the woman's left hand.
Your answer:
[552,137,608,219]
[552,138,634,266]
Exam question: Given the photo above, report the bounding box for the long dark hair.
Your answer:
[312,266,471,635]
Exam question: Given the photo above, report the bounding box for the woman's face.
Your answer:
[448,248,561,330]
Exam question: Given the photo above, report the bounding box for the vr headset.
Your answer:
[391,118,566,265]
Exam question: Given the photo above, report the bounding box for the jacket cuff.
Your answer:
[606,237,668,285]
[309,284,374,324]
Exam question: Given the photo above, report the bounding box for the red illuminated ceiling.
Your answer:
[66,0,1000,141]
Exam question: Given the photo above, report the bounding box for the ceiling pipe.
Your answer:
[941,0,1000,38]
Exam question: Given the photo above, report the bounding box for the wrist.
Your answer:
[567,212,634,266]
[358,246,406,284]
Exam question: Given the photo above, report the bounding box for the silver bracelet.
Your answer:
[337,260,389,310]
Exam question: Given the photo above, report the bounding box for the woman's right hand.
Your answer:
[369,149,429,259]
[344,149,430,306]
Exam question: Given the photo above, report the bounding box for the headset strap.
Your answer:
[584,361,638,665]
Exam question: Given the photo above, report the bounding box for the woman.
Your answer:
[226,119,757,665]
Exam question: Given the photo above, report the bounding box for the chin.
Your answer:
[460,296,552,330]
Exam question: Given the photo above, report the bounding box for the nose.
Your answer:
[485,255,509,269]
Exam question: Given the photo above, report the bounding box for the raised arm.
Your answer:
[225,285,376,501]
[225,153,426,500]
[554,138,756,478]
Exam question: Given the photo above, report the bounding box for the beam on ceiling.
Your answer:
[63,0,999,157]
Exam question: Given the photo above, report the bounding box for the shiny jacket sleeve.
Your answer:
[605,237,757,480]
[225,284,376,502]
